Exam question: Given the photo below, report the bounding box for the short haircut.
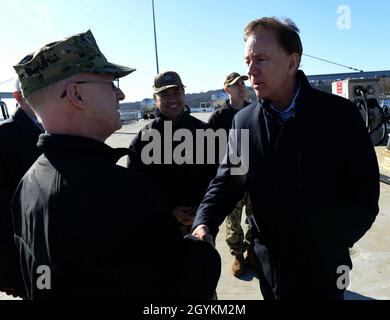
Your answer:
[244,17,303,58]
[26,74,81,112]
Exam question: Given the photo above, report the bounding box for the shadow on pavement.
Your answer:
[236,268,259,282]
[345,290,375,300]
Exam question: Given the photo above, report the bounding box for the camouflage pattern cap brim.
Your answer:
[13,30,135,98]
[92,62,135,78]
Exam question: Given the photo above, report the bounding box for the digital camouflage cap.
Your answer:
[13,30,135,98]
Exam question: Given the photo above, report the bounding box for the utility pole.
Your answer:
[152,0,159,74]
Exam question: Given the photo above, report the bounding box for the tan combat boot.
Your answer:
[245,247,259,276]
[231,254,245,277]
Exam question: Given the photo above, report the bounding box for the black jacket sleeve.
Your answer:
[207,112,218,131]
[304,99,380,248]
[0,153,14,241]
[341,101,380,246]
[192,118,247,236]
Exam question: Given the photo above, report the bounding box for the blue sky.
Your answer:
[1,0,389,105]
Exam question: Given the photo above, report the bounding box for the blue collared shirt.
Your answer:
[269,82,301,122]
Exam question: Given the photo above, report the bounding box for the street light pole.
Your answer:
[152,0,159,74]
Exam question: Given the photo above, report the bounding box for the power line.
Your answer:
[0,77,15,85]
[303,53,364,73]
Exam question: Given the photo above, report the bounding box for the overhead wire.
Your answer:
[303,53,364,72]
[0,77,15,86]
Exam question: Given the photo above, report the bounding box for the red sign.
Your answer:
[336,81,343,94]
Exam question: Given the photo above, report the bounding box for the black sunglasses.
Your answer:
[60,79,120,98]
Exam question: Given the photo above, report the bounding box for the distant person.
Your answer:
[192,17,379,300]
[128,71,216,233]
[12,31,220,300]
[208,72,253,277]
[0,79,44,297]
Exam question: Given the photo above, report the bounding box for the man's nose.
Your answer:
[167,95,178,104]
[247,62,256,76]
[116,88,125,101]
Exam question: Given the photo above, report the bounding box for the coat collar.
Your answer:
[226,100,251,112]
[37,134,128,163]
[258,70,313,119]
[155,105,192,128]
[12,107,44,136]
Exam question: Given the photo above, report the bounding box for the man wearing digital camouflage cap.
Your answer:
[12,30,220,300]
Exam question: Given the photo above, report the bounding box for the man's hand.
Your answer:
[192,224,215,247]
[172,206,196,225]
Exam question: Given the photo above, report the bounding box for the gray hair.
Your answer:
[244,17,303,58]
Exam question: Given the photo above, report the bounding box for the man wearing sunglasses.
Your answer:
[12,31,220,300]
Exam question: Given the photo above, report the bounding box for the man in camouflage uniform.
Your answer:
[224,193,253,276]
[208,72,253,277]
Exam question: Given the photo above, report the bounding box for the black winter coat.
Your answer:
[193,71,380,299]
[128,108,216,209]
[208,100,251,133]
[0,108,43,294]
[12,134,205,300]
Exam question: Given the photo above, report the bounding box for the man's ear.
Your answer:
[288,53,300,76]
[224,86,230,94]
[65,83,85,109]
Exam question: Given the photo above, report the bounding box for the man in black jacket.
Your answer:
[0,80,44,297]
[192,17,379,300]
[128,71,216,232]
[12,31,220,300]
